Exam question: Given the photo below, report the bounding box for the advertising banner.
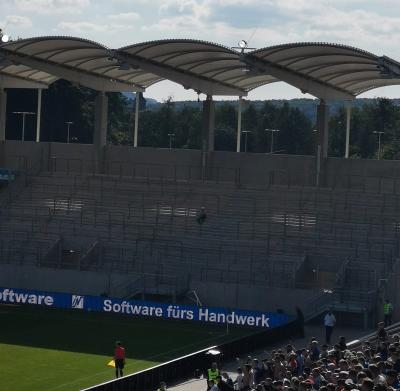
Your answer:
[0,287,294,329]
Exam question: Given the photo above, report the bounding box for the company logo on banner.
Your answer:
[0,287,294,329]
[71,295,84,309]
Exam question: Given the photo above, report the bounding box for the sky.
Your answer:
[1,0,400,102]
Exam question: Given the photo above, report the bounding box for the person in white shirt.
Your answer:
[234,367,244,390]
[324,309,336,345]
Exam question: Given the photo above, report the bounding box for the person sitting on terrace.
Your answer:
[197,206,207,224]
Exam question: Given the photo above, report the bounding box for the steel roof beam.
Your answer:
[0,49,144,92]
[0,73,50,89]
[114,50,247,96]
[243,53,355,100]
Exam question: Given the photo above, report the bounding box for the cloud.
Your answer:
[57,21,104,33]
[14,0,90,14]
[58,19,139,35]
[108,12,141,22]
[159,0,211,19]
[2,15,33,29]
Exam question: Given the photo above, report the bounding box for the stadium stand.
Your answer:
[0,148,398,323]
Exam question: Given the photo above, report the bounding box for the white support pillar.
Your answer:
[236,97,242,153]
[315,100,330,186]
[133,92,140,147]
[345,103,351,159]
[36,89,42,142]
[202,95,215,152]
[94,91,108,172]
[316,100,330,159]
[0,88,6,142]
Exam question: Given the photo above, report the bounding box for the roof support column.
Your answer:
[201,95,215,181]
[133,92,141,148]
[236,97,243,153]
[36,89,42,142]
[94,91,108,173]
[345,102,352,159]
[315,100,330,186]
[0,88,6,142]
[202,95,215,152]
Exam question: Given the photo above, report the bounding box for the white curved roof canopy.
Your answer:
[248,43,400,99]
[0,37,158,91]
[116,39,276,96]
[0,37,400,99]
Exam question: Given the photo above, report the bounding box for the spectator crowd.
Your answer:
[207,321,400,391]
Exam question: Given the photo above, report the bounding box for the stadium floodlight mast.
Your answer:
[167,133,175,150]
[239,40,248,49]
[13,111,36,141]
[265,129,280,153]
[0,29,9,43]
[373,130,384,160]
[65,121,73,143]
[232,39,256,54]
[241,130,252,152]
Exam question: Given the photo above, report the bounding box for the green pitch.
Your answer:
[0,305,254,391]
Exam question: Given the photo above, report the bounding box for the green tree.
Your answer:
[214,103,237,151]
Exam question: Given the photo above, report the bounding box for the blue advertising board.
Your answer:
[0,287,294,329]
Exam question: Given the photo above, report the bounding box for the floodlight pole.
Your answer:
[65,121,73,143]
[373,131,384,160]
[345,103,351,158]
[236,97,242,152]
[36,89,42,142]
[168,133,175,150]
[0,89,6,142]
[242,130,251,153]
[13,111,36,141]
[134,92,141,148]
[266,129,280,153]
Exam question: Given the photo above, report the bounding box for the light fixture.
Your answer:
[0,28,9,43]
[117,62,130,71]
[238,40,248,49]
[231,39,255,53]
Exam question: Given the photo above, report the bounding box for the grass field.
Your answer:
[0,305,254,391]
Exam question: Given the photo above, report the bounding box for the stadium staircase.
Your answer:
[0,165,398,317]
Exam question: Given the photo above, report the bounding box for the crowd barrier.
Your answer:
[81,318,302,391]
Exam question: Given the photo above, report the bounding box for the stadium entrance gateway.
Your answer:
[0,287,294,329]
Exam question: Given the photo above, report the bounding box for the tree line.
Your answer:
[5,80,400,160]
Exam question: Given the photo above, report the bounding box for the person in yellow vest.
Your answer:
[157,381,167,391]
[384,299,394,327]
[207,362,220,390]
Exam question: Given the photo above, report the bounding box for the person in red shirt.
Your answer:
[114,341,126,378]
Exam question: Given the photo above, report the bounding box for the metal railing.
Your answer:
[7,152,400,193]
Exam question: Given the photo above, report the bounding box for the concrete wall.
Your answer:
[209,151,315,186]
[0,263,314,314]
[192,280,316,314]
[4,141,400,190]
[0,264,134,297]
[326,158,400,192]
[3,140,95,173]
[104,146,203,179]
[4,140,44,171]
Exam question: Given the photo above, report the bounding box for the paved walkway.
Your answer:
[168,325,373,391]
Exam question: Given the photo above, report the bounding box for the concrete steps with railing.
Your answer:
[1,170,398,293]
